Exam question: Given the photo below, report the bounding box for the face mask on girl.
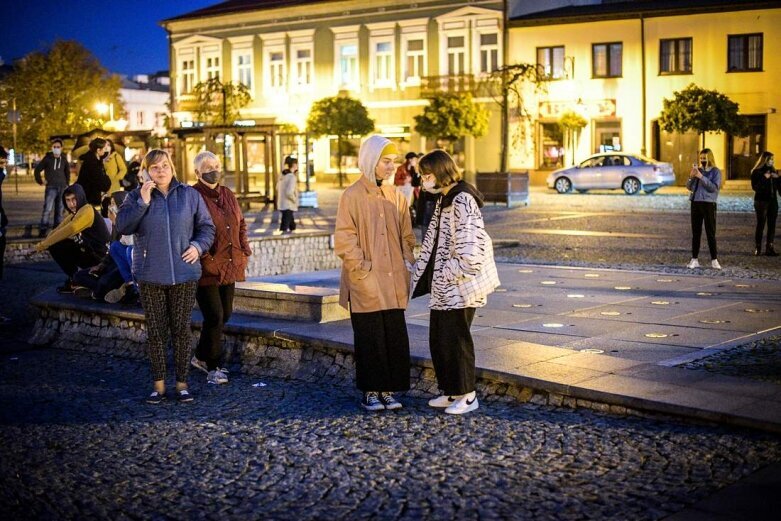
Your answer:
[700,160,708,168]
[52,147,62,156]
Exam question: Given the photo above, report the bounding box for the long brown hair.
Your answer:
[752,151,774,172]
[418,149,462,187]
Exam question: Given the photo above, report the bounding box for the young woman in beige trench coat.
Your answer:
[334,135,416,411]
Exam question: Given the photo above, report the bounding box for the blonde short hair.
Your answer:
[140,149,177,178]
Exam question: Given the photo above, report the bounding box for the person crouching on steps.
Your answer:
[335,135,416,411]
[190,151,252,385]
[116,149,215,404]
[410,150,500,415]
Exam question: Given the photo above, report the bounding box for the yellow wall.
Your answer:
[508,7,781,177]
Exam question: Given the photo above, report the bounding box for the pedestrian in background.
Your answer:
[686,148,722,270]
[103,139,128,195]
[335,135,416,411]
[116,149,215,404]
[416,152,440,236]
[410,149,500,415]
[751,151,779,256]
[0,147,8,324]
[34,139,71,237]
[278,156,299,233]
[76,138,112,206]
[190,151,252,385]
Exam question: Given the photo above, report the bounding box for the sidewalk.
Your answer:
[251,264,781,432]
[29,262,781,431]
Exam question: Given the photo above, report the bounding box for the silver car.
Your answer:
[546,153,675,195]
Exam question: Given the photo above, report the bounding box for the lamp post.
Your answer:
[96,102,114,128]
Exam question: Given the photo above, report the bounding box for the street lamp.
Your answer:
[95,102,114,127]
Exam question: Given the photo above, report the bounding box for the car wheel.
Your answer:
[644,188,658,195]
[554,177,572,194]
[576,189,589,194]
[622,177,640,195]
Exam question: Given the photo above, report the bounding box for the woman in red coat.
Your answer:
[190,151,252,384]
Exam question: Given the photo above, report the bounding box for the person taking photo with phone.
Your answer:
[686,148,722,270]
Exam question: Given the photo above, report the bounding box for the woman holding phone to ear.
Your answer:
[116,149,215,404]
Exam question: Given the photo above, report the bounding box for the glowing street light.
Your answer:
[95,102,114,124]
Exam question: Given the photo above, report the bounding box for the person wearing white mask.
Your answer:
[34,138,71,237]
[334,135,416,411]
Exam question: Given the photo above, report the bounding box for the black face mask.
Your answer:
[700,161,708,168]
[201,170,219,184]
[100,151,110,160]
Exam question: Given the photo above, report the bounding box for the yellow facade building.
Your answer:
[162,0,505,183]
[508,1,781,184]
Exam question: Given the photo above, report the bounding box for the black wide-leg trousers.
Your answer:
[429,307,476,396]
[350,309,410,392]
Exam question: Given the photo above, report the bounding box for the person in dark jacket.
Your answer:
[116,149,215,404]
[34,139,71,236]
[189,151,252,385]
[76,138,112,206]
[750,151,779,256]
[34,184,110,293]
[0,147,8,324]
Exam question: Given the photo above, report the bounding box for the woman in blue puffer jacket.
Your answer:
[116,149,215,404]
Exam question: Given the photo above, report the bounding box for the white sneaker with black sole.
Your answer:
[379,392,402,410]
[361,392,384,411]
[445,391,479,415]
[428,395,458,408]
[190,356,208,374]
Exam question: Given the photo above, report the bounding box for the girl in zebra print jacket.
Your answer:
[410,150,500,415]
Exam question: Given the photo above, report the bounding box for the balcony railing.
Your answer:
[420,74,501,98]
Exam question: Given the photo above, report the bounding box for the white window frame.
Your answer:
[332,25,361,91]
[229,35,254,96]
[289,29,315,93]
[436,6,503,77]
[367,22,396,90]
[444,30,467,76]
[178,51,196,95]
[201,45,222,82]
[474,19,501,76]
[399,19,428,87]
[260,32,287,94]
[172,35,223,99]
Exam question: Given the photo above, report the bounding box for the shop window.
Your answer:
[539,122,564,169]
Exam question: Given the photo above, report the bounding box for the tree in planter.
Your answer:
[306,95,374,187]
[659,83,746,149]
[414,93,489,157]
[0,40,123,155]
[558,111,587,166]
[486,63,549,172]
[192,77,251,126]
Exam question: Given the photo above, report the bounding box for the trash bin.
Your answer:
[475,171,529,207]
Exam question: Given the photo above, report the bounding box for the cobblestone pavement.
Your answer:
[684,335,781,386]
[0,348,779,520]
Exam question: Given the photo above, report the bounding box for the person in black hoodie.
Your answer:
[34,139,71,236]
[76,138,112,206]
[35,184,110,292]
[751,151,779,256]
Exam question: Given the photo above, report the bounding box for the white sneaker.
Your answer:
[444,391,479,415]
[190,356,209,374]
[711,259,722,270]
[428,395,458,408]
[686,258,700,269]
[207,369,229,385]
